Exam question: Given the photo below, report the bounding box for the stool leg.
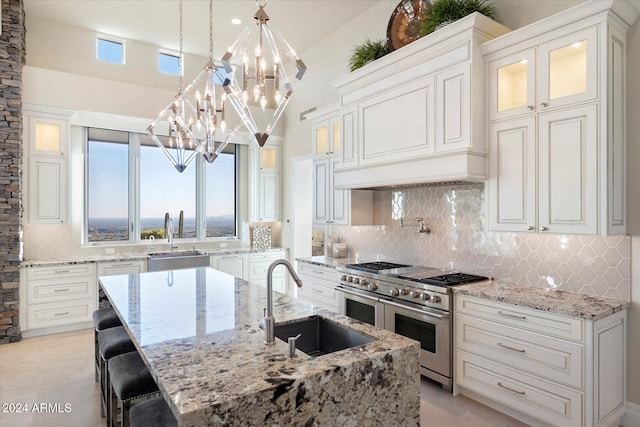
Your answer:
[110,380,118,427]
[95,329,100,383]
[99,354,106,418]
[121,400,131,427]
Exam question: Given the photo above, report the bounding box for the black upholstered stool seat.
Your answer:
[98,326,136,421]
[93,308,122,330]
[99,326,136,360]
[130,396,177,427]
[109,351,159,427]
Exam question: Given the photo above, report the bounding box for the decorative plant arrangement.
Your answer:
[349,39,390,72]
[418,0,499,36]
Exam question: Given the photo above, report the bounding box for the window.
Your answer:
[85,128,239,244]
[87,129,130,242]
[97,37,124,64]
[139,134,196,239]
[159,50,181,76]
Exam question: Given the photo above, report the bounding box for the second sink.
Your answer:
[147,251,210,272]
[275,316,375,357]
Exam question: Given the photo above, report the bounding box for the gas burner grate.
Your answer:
[417,273,488,286]
[346,262,410,272]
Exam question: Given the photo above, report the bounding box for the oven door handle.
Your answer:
[382,299,449,320]
[335,286,380,302]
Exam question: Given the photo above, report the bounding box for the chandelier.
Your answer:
[148,0,242,171]
[221,0,307,147]
[146,0,198,172]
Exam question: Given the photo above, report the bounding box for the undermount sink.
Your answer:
[147,251,210,272]
[275,316,376,357]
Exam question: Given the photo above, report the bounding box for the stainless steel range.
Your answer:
[335,261,488,392]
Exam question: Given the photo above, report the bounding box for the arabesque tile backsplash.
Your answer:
[329,184,630,300]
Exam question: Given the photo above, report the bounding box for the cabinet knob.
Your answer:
[539,226,548,232]
[526,226,534,231]
[540,102,549,108]
[526,105,535,111]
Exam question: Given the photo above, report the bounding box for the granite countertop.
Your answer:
[99,267,419,426]
[21,247,286,268]
[297,257,629,321]
[453,280,630,321]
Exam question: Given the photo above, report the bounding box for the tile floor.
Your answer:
[0,329,527,426]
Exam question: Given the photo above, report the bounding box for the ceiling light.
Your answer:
[221,0,307,147]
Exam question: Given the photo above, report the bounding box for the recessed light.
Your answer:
[231,18,242,25]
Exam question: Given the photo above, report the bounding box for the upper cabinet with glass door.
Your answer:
[312,115,341,159]
[26,113,69,157]
[488,27,597,121]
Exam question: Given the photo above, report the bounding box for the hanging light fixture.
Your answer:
[146,0,198,173]
[221,0,307,147]
[182,0,242,163]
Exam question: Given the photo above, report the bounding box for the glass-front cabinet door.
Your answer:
[488,48,536,121]
[539,26,598,110]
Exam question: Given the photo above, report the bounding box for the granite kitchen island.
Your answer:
[99,267,420,426]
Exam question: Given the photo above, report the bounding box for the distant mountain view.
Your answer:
[88,215,235,241]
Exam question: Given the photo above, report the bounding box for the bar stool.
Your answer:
[130,396,177,427]
[98,326,136,420]
[93,308,122,382]
[109,351,159,427]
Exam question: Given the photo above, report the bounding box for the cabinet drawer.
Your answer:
[298,263,339,281]
[456,295,584,342]
[298,282,339,308]
[29,278,93,304]
[456,314,583,388]
[28,263,96,280]
[249,251,286,262]
[97,260,146,277]
[457,351,583,427]
[26,298,94,329]
[249,262,286,280]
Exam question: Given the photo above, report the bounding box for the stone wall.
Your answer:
[0,0,24,344]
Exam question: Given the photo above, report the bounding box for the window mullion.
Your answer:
[196,155,205,240]
[130,133,140,243]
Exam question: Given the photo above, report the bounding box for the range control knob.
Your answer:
[431,296,442,303]
[361,279,369,287]
[368,283,378,292]
[353,278,360,285]
[400,287,410,296]
[340,275,348,282]
[410,290,421,298]
[347,276,354,283]
[421,293,432,301]
[390,288,400,297]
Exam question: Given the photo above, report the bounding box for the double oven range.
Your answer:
[335,261,488,392]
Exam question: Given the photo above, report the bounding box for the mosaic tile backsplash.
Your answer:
[329,184,630,300]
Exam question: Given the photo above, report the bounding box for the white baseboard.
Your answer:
[623,401,640,427]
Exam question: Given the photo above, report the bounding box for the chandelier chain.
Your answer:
[208,0,214,60]
[179,0,184,90]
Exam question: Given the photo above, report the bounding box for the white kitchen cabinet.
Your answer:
[296,261,339,312]
[23,109,72,224]
[455,294,627,427]
[249,139,281,222]
[21,263,97,335]
[435,65,469,153]
[249,250,287,293]
[211,253,248,279]
[488,105,598,234]
[308,105,373,226]
[97,260,146,277]
[485,2,634,235]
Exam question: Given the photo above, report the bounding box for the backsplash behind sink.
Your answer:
[332,184,630,300]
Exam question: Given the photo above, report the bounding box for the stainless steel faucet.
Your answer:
[264,259,303,345]
[166,218,177,251]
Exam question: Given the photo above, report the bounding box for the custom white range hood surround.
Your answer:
[331,13,510,189]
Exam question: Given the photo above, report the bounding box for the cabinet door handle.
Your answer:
[54,270,70,274]
[540,102,548,108]
[497,382,525,395]
[526,105,534,111]
[312,288,324,294]
[497,342,526,353]
[539,226,548,232]
[53,288,70,293]
[526,226,534,231]
[53,311,70,316]
[497,310,526,320]
[312,270,324,275]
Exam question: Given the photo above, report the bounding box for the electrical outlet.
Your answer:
[105,248,115,254]
[219,242,227,248]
